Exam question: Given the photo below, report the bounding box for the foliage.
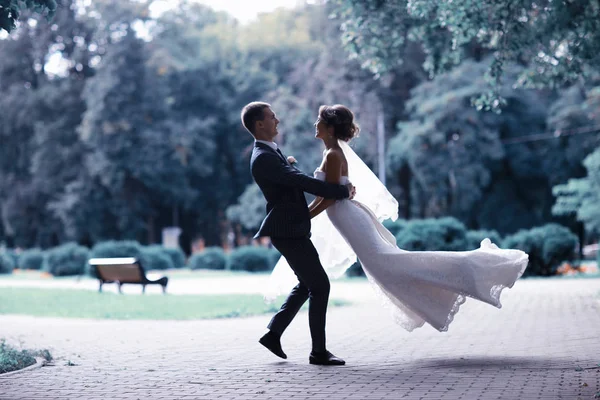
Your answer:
[0,339,35,374]
[346,261,365,277]
[331,0,600,109]
[0,0,57,33]
[502,224,578,277]
[386,59,598,234]
[2,249,19,269]
[17,248,44,270]
[162,247,186,269]
[268,248,282,268]
[395,217,468,251]
[43,242,89,276]
[0,287,344,320]
[90,240,142,259]
[227,246,275,272]
[382,219,409,238]
[465,230,502,251]
[188,247,227,270]
[0,253,14,274]
[88,240,143,276]
[553,146,600,235]
[226,184,267,231]
[140,246,174,271]
[0,0,597,257]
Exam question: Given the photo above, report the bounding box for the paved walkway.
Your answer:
[1,277,600,399]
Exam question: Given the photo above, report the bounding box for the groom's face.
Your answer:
[257,107,279,140]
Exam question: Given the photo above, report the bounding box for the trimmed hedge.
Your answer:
[465,230,503,250]
[163,247,186,269]
[141,245,174,271]
[18,249,44,270]
[189,247,227,270]
[382,219,408,238]
[4,250,19,270]
[90,240,143,259]
[503,223,577,277]
[227,246,275,272]
[0,253,14,274]
[346,261,365,277]
[88,240,144,276]
[396,217,468,251]
[268,248,282,267]
[43,242,90,276]
[89,241,179,273]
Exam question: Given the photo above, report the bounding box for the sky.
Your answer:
[150,0,308,23]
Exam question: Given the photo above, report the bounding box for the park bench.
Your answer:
[88,257,169,294]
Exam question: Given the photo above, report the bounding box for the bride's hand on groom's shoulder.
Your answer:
[287,156,297,164]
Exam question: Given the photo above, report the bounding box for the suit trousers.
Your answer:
[268,236,330,353]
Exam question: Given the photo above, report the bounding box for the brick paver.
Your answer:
[1,278,599,399]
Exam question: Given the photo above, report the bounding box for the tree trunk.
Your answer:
[398,163,411,219]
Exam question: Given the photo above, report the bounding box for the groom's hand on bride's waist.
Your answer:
[346,183,356,200]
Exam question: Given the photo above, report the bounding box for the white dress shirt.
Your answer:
[255,140,278,151]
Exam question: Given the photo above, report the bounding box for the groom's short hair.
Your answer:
[241,101,271,135]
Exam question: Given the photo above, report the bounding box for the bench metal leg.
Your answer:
[142,284,146,294]
[98,282,103,293]
[118,282,123,294]
[161,284,167,294]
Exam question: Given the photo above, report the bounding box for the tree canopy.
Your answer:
[331,0,600,110]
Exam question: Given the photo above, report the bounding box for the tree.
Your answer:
[553,146,600,236]
[0,0,57,33]
[331,0,600,110]
[387,59,562,233]
[0,0,94,247]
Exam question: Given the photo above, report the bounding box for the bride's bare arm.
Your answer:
[308,196,323,210]
[309,151,342,219]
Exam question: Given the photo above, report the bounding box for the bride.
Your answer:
[265,104,529,332]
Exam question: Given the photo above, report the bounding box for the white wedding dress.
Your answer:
[264,141,529,332]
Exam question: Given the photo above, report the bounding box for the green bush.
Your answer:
[43,243,90,276]
[346,261,365,277]
[0,339,35,374]
[18,249,44,270]
[4,249,19,270]
[0,339,52,374]
[90,240,143,259]
[396,217,468,251]
[503,223,578,277]
[0,253,15,274]
[163,247,186,269]
[227,246,274,272]
[89,240,144,276]
[268,248,282,268]
[141,245,174,271]
[383,219,408,237]
[189,247,227,270]
[465,230,503,250]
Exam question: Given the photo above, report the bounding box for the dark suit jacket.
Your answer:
[251,142,349,239]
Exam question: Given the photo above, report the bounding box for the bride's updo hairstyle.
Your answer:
[318,104,360,142]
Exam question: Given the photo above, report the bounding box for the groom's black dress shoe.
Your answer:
[259,331,287,359]
[309,350,345,366]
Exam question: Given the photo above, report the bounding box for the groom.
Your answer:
[241,101,354,366]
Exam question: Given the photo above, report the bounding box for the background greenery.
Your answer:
[0,0,599,277]
[0,287,347,320]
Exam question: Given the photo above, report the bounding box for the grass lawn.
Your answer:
[0,287,348,320]
[0,268,368,282]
